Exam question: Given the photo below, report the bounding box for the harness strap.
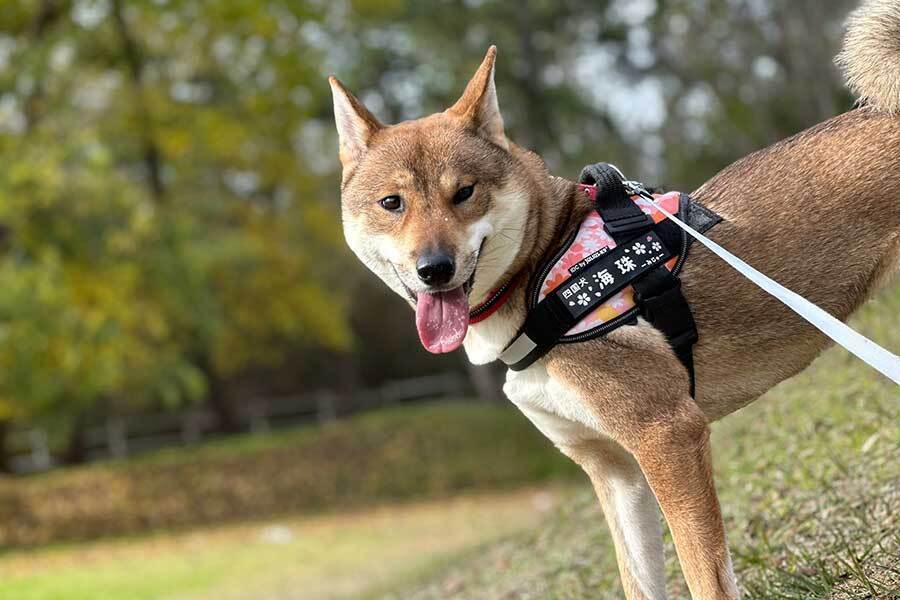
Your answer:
[631,268,698,396]
[581,163,699,396]
[502,297,572,370]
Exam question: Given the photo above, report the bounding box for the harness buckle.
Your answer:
[603,212,655,237]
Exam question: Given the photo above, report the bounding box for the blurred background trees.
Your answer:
[0,0,856,467]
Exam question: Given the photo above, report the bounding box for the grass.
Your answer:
[0,485,576,600]
[1,285,896,599]
[0,400,578,547]
[389,282,900,600]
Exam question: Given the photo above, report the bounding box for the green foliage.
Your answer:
[0,0,867,426]
[0,129,200,414]
[0,0,352,422]
[0,400,578,547]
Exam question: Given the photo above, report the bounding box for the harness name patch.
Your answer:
[556,231,672,319]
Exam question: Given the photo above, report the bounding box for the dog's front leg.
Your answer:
[624,399,739,600]
[562,438,668,600]
[546,337,739,599]
[505,368,669,600]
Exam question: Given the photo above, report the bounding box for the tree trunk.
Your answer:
[199,355,242,433]
[112,0,165,203]
[64,414,89,465]
[207,376,242,433]
[466,362,506,403]
[0,420,11,473]
[335,352,361,416]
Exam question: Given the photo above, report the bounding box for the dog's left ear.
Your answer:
[446,46,508,150]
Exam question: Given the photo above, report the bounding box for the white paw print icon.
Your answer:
[632,242,647,255]
[576,292,591,306]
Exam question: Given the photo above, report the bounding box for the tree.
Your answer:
[0,0,861,445]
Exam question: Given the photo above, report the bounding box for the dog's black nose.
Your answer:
[416,253,455,286]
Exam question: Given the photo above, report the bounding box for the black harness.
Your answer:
[498,163,721,397]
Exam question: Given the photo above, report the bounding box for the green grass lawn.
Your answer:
[0,485,576,600]
[1,283,897,600]
[0,400,578,547]
[389,282,900,600]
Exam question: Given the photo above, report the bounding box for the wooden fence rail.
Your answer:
[6,373,470,474]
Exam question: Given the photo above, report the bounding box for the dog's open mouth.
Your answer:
[395,243,483,355]
[414,269,477,355]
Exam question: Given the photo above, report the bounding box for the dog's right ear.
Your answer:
[329,77,383,175]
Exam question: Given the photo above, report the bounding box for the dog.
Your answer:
[328,1,900,597]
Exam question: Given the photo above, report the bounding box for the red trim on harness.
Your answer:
[469,273,521,324]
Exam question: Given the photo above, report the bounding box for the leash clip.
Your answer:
[605,164,655,201]
[623,179,655,201]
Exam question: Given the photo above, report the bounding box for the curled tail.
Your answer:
[836,0,900,112]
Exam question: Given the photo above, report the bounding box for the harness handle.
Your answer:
[579,163,654,237]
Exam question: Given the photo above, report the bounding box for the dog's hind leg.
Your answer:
[563,438,668,600]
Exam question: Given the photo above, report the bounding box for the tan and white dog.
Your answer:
[328,1,900,598]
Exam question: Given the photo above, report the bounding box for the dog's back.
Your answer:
[682,0,900,416]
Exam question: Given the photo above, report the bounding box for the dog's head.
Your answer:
[329,47,532,354]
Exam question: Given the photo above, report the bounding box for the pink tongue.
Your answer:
[415,287,470,354]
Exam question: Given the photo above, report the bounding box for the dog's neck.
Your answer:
[463,146,592,365]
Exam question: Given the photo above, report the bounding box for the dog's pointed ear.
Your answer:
[446,46,508,150]
[329,76,383,173]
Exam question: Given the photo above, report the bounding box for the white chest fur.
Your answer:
[502,363,609,449]
[464,309,610,449]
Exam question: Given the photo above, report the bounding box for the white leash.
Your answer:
[625,181,900,385]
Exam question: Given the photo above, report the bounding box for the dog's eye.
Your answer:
[454,184,475,204]
[379,195,403,212]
